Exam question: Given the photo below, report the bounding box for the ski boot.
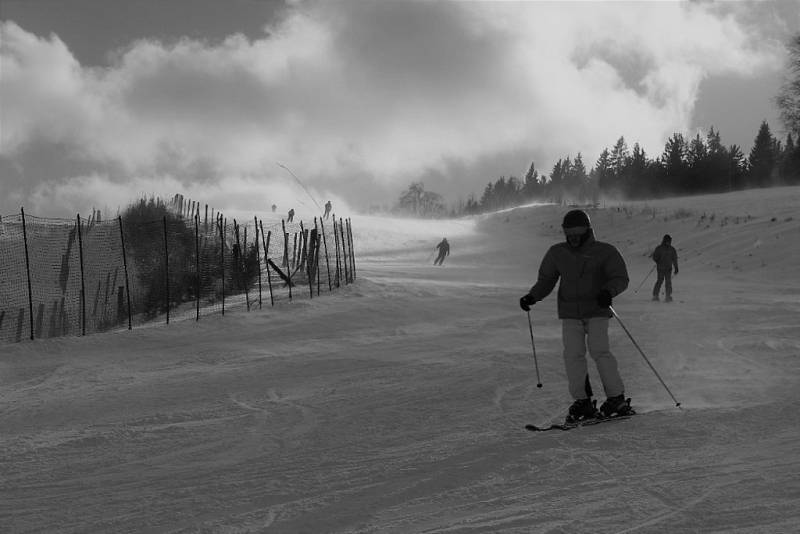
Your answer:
[665,295,673,302]
[599,394,634,418]
[566,398,598,423]
[652,295,660,301]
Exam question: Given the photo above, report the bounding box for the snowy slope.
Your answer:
[2,187,800,533]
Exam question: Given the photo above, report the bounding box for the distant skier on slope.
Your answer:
[323,200,332,220]
[287,208,295,222]
[433,237,450,266]
[519,209,633,421]
[651,234,679,302]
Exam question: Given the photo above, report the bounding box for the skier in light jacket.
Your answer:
[651,234,678,302]
[519,209,632,420]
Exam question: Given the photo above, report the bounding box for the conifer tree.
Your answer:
[506,176,521,207]
[704,127,729,191]
[480,182,495,211]
[627,143,649,198]
[728,144,747,191]
[748,121,777,187]
[687,133,709,192]
[661,133,687,194]
[523,161,543,199]
[561,154,587,201]
[609,137,630,192]
[551,158,572,204]
[594,148,613,192]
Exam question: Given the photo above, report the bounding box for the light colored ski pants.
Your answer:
[562,317,624,400]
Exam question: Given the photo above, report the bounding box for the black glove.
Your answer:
[674,268,679,275]
[519,294,536,312]
[597,289,612,308]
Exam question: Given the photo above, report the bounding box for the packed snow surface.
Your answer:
[2,187,800,533]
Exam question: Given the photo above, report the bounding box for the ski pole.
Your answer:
[609,306,681,408]
[633,265,656,293]
[526,311,543,388]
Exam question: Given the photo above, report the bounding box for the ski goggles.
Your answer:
[563,226,589,236]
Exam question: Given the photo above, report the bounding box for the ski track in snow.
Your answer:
[2,188,800,533]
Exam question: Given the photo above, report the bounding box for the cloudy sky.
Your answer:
[1,0,798,218]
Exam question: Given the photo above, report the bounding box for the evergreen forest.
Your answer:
[393,34,800,218]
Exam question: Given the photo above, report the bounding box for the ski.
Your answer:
[525,412,635,432]
[525,398,636,432]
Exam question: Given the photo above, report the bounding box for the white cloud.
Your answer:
[0,1,788,216]
[0,22,97,151]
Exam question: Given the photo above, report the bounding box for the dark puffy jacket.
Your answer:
[528,232,629,319]
[652,244,678,272]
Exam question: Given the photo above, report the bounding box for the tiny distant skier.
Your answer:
[287,208,295,222]
[651,234,678,302]
[519,209,633,422]
[433,237,450,266]
[323,201,332,220]
[271,204,277,213]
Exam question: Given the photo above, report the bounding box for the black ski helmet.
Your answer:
[662,234,672,244]
[562,209,591,229]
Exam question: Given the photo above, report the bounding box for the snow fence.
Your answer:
[0,207,356,344]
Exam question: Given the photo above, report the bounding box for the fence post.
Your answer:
[306,224,314,300]
[195,213,200,321]
[339,217,349,284]
[304,228,310,272]
[314,218,321,296]
[281,219,293,301]
[76,214,87,335]
[20,207,35,340]
[266,227,275,306]
[236,220,250,311]
[255,216,262,309]
[319,219,332,291]
[292,232,298,271]
[260,220,274,306]
[220,216,226,316]
[163,215,170,325]
[347,218,356,281]
[288,232,295,300]
[281,219,289,269]
[233,220,242,308]
[118,216,132,330]
[333,216,341,287]
[244,223,251,310]
[298,221,306,272]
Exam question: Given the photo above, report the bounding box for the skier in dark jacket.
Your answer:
[519,209,632,420]
[651,234,678,302]
[434,238,450,266]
